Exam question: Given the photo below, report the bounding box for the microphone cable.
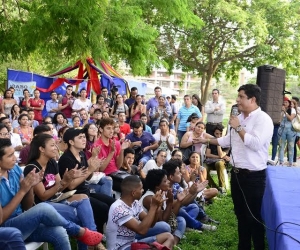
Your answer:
[229,123,300,249]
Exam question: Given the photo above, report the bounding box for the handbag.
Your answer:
[292,113,300,132]
[167,212,178,233]
[131,242,170,250]
[86,172,106,184]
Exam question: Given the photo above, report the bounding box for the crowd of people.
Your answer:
[0,84,298,250]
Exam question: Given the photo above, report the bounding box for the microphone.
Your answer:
[231,106,239,116]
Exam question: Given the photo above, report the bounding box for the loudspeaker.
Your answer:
[256,65,286,124]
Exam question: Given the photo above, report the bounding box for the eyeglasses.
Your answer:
[0,133,10,137]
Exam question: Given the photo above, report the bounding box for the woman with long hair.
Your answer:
[180,121,213,156]
[11,104,21,121]
[57,126,69,155]
[186,113,200,131]
[13,114,33,146]
[53,112,69,131]
[19,88,30,108]
[72,115,81,129]
[83,123,113,197]
[130,95,146,122]
[24,134,104,250]
[140,169,186,246]
[192,94,204,119]
[278,97,296,166]
[110,94,129,119]
[26,89,45,124]
[90,94,109,115]
[1,89,17,117]
[184,152,218,200]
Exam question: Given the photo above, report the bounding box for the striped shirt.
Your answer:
[177,105,202,131]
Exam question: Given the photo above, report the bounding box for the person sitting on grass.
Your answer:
[140,169,187,246]
[163,159,217,232]
[106,175,174,250]
[140,150,168,179]
[0,138,102,250]
[205,125,230,194]
[184,152,219,201]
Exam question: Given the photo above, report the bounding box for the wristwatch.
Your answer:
[235,125,242,132]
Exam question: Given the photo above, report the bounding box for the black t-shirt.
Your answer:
[24,159,58,204]
[58,149,90,195]
[207,144,228,158]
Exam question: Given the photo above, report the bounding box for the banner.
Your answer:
[7,80,36,99]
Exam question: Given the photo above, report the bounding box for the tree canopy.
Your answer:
[157,0,300,103]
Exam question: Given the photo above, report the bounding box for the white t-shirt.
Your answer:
[153,133,175,161]
[72,99,92,112]
[142,159,162,176]
[10,133,22,158]
[106,199,143,250]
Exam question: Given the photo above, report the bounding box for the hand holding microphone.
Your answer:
[230,106,240,129]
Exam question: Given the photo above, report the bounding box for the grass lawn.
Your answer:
[178,192,239,250]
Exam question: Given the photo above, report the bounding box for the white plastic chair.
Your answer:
[25,242,48,250]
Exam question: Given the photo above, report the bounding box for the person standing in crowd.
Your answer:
[72,89,92,113]
[125,87,138,123]
[46,91,60,118]
[8,87,20,103]
[199,84,273,250]
[150,96,172,133]
[130,95,146,122]
[169,95,179,130]
[26,89,45,124]
[110,94,129,120]
[118,112,131,136]
[1,89,17,117]
[90,95,109,115]
[192,94,205,120]
[205,89,226,136]
[292,96,300,164]
[19,89,31,108]
[59,85,75,124]
[278,97,296,166]
[146,87,169,127]
[175,95,202,145]
[101,87,113,109]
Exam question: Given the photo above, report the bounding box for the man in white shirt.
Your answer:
[153,119,175,160]
[106,175,173,250]
[72,88,92,113]
[205,89,226,135]
[199,84,273,250]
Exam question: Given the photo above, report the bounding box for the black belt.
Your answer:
[232,167,265,174]
[207,122,222,125]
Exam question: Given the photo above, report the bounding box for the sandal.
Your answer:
[76,228,103,246]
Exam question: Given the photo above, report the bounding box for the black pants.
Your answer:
[231,169,266,250]
[89,193,115,233]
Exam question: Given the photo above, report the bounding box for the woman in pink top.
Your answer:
[130,95,146,121]
[180,121,213,153]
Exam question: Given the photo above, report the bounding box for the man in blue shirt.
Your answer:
[125,121,158,166]
[46,91,60,118]
[175,95,202,144]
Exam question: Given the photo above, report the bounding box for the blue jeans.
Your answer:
[3,203,81,250]
[89,176,113,197]
[177,130,186,145]
[139,155,152,166]
[178,204,202,230]
[0,227,26,250]
[48,198,96,250]
[135,221,171,240]
[278,126,296,164]
[271,124,280,160]
[174,216,186,239]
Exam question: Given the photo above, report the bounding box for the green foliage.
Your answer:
[157,0,300,104]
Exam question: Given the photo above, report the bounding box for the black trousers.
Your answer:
[231,169,266,250]
[89,193,115,233]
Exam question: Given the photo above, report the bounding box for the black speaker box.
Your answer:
[256,65,286,124]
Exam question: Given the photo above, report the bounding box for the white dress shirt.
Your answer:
[205,100,226,123]
[218,107,273,171]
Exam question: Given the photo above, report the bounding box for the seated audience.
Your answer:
[0,138,102,249]
[140,169,186,246]
[53,112,69,131]
[126,120,158,166]
[24,134,103,250]
[106,175,174,250]
[150,96,172,133]
[13,114,33,146]
[205,125,230,194]
[118,112,131,136]
[72,115,82,129]
[27,108,40,128]
[120,148,140,175]
[153,119,175,160]
[186,113,200,131]
[140,113,152,133]
[141,150,167,179]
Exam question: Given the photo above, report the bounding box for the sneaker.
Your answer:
[218,187,227,195]
[201,224,217,231]
[200,216,220,225]
[185,227,202,233]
